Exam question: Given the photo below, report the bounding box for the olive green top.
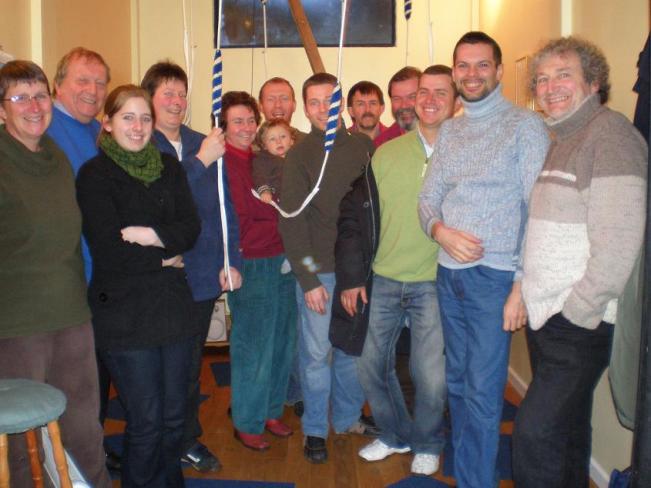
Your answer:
[0,126,90,338]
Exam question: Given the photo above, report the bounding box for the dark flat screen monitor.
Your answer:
[215,0,396,48]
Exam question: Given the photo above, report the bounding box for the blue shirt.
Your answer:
[154,125,242,301]
[47,104,100,282]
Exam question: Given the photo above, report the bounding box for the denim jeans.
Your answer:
[100,335,194,488]
[513,313,613,488]
[357,274,446,454]
[297,272,366,438]
[436,265,513,488]
[182,297,216,451]
[228,255,297,434]
[286,334,303,405]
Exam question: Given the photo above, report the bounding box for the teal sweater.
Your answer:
[0,126,90,338]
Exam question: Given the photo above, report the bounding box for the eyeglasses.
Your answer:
[2,93,51,105]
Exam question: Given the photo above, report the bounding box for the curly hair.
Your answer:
[219,91,261,130]
[530,36,610,104]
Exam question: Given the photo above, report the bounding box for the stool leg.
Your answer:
[25,430,43,488]
[0,434,9,488]
[46,422,71,488]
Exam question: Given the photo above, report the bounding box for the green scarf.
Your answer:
[99,133,163,186]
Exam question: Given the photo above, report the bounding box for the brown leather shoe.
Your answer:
[265,419,293,437]
[234,430,270,451]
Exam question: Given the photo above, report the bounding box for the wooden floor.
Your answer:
[106,347,597,488]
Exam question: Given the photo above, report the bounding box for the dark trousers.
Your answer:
[182,298,217,452]
[0,322,111,488]
[100,336,194,488]
[513,313,613,488]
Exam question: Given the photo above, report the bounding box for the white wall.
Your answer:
[133,0,473,134]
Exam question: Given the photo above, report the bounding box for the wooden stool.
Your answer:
[0,379,72,488]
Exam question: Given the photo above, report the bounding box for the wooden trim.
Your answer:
[288,0,326,74]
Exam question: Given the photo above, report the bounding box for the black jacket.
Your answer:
[76,150,201,349]
[329,163,380,356]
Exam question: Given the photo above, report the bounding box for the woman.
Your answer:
[0,60,110,487]
[76,84,200,487]
[142,61,243,472]
[220,91,296,450]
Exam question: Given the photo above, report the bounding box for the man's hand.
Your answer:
[219,267,243,291]
[196,127,226,168]
[162,255,184,268]
[340,286,368,317]
[305,286,329,315]
[503,281,527,332]
[433,222,483,264]
[121,226,163,248]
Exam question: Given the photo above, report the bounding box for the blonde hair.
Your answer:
[255,119,294,150]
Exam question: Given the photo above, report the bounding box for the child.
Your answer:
[252,119,295,203]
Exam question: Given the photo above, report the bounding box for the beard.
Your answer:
[395,107,417,130]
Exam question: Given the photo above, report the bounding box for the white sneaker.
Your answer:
[410,453,440,476]
[358,439,411,462]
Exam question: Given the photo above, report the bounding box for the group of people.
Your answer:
[0,29,646,488]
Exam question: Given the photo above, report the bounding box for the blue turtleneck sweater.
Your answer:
[418,84,550,273]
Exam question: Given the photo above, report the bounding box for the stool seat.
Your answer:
[0,379,66,434]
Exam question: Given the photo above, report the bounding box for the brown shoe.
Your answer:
[234,430,270,451]
[265,419,293,437]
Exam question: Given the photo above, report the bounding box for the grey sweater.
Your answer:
[418,84,549,272]
[521,94,647,330]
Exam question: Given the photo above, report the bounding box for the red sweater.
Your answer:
[373,122,405,148]
[224,143,284,259]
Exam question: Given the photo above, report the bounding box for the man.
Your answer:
[258,76,306,144]
[279,72,377,464]
[374,66,421,147]
[512,37,647,488]
[333,65,458,476]
[347,80,387,141]
[259,76,305,415]
[418,32,549,487]
[142,61,243,472]
[45,47,120,472]
[48,47,109,282]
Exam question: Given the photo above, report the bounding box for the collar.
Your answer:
[546,94,602,138]
[225,142,253,160]
[461,83,510,120]
[416,127,435,158]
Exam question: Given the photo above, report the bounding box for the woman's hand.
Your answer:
[121,226,164,248]
[196,128,226,168]
[219,267,243,291]
[162,255,184,268]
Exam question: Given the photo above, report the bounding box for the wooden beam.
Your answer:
[288,0,326,74]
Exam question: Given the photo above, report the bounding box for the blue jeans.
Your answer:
[182,297,216,451]
[513,313,613,488]
[286,315,303,405]
[100,336,194,488]
[357,274,446,454]
[436,265,513,488]
[228,255,297,434]
[297,272,365,438]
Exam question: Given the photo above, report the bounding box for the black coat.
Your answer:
[76,150,201,349]
[329,163,380,356]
